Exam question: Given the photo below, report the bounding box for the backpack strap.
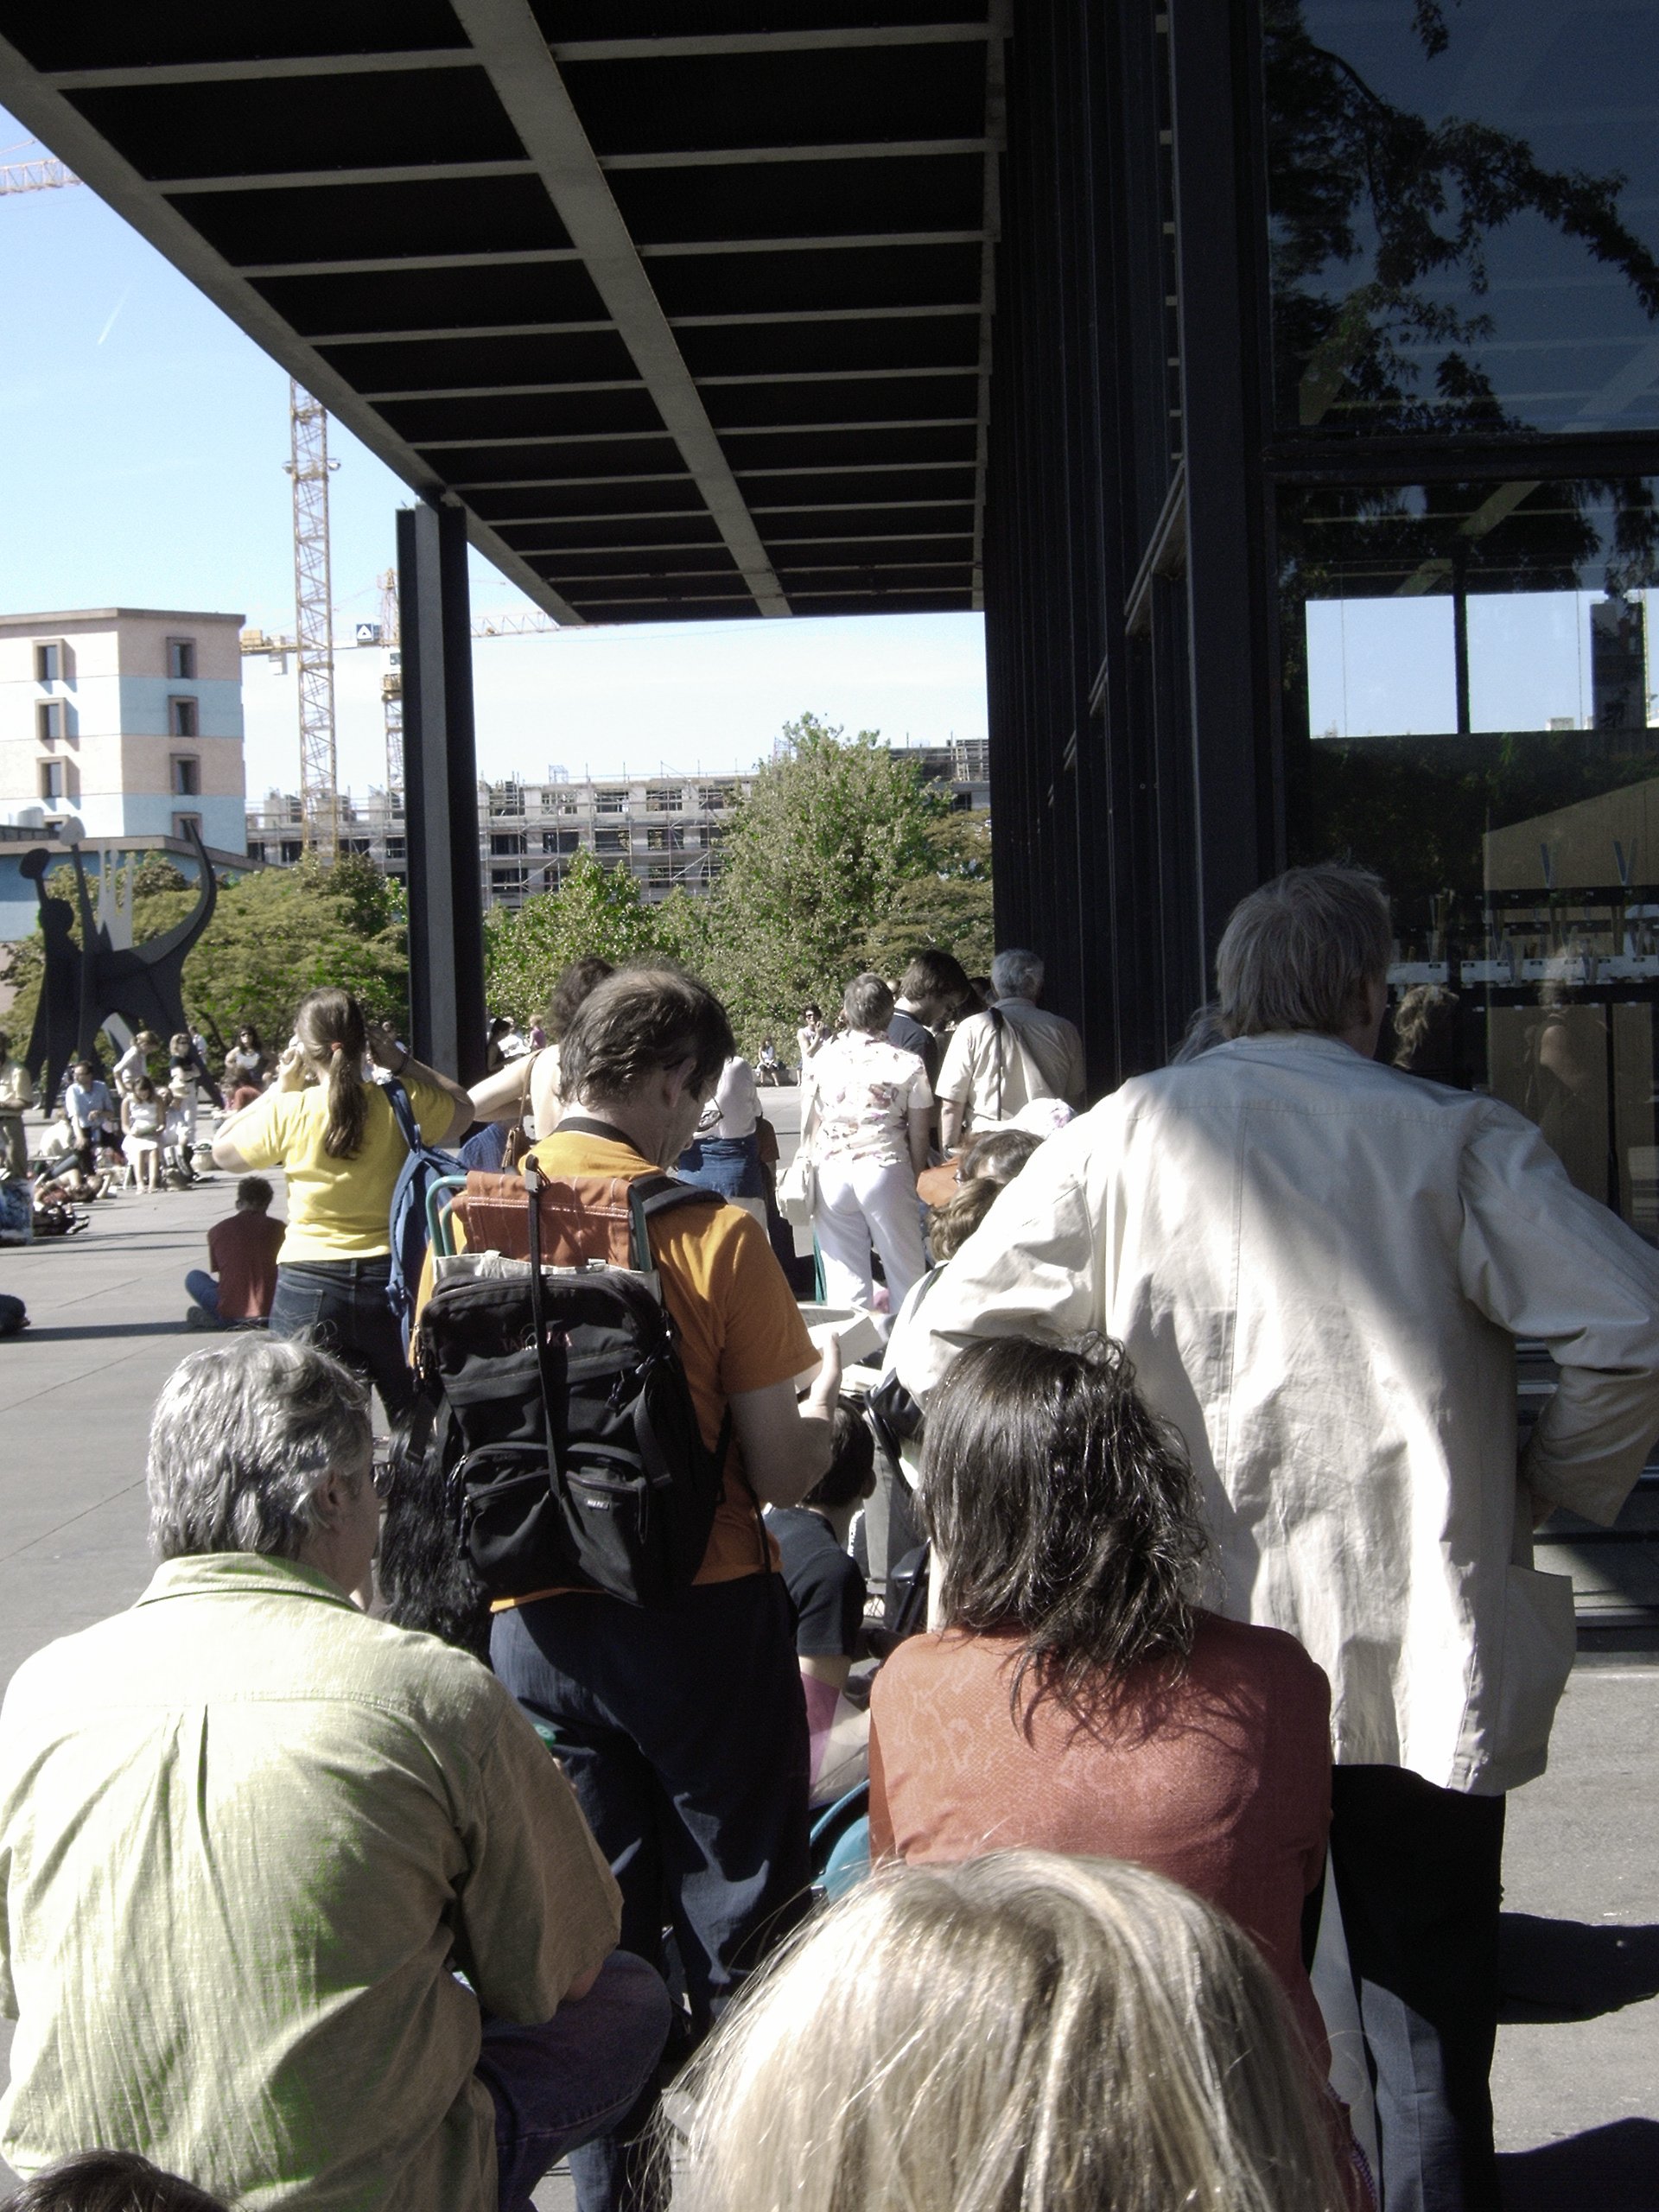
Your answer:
[626,1171,723,1272]
[384,1075,422,1154]
[524,1158,567,1491]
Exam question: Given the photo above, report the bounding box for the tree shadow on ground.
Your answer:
[1498,1914,1659,2022]
[1499,2119,1659,2211]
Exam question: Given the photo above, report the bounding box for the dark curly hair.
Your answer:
[920,1333,1205,1728]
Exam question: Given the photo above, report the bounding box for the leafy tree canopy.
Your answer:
[483,850,663,1026]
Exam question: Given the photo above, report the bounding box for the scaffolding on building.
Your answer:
[285,380,339,858]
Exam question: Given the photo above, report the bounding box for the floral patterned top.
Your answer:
[807,1030,933,1168]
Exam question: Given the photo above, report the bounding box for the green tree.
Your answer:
[701,714,953,1041]
[855,811,995,982]
[483,851,663,1024]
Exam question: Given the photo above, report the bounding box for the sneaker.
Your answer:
[185,1304,219,1331]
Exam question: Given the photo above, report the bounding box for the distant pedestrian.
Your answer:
[186,1176,286,1330]
[887,949,970,1093]
[805,974,932,1325]
[226,1025,268,1084]
[795,1004,828,1075]
[0,1031,35,1179]
[211,989,472,1419]
[677,1054,766,1204]
[936,950,1084,1151]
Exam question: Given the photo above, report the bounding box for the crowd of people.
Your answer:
[2,862,1657,2212]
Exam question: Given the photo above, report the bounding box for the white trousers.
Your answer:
[814,1152,928,1321]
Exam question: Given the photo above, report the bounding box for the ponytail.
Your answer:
[294,988,371,1160]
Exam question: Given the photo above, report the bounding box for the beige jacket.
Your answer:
[935,999,1085,1124]
[896,1033,1659,1794]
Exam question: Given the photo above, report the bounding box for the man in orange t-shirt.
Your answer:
[490,969,841,2212]
[185,1177,286,1328]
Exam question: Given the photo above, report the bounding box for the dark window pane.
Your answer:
[1281,473,1659,1231]
[1266,2,1659,437]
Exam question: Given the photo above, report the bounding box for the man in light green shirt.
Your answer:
[0,1337,670,2211]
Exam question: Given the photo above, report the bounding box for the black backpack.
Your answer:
[412,1158,738,1611]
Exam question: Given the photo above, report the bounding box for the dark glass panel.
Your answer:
[1281,474,1659,1231]
[1265,2,1659,437]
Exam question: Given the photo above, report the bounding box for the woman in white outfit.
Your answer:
[121,1075,165,1194]
[806,972,931,1325]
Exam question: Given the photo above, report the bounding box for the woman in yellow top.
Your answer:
[213,988,472,1418]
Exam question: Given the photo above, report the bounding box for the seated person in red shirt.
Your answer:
[869,1331,1333,2069]
[185,1177,286,1329]
[766,1401,877,1805]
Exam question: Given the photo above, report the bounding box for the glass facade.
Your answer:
[1282,474,1659,1226]
[1266,2,1659,439]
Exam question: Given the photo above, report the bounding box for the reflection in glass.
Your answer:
[1265,1,1659,437]
[1283,475,1659,1231]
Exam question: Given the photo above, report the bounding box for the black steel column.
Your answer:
[1167,0,1274,966]
[397,499,486,1084]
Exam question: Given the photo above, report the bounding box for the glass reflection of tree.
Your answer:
[1266,0,1659,436]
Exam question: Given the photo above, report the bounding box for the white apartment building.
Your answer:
[245,742,989,912]
[0,607,248,855]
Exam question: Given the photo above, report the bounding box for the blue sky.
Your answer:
[0,114,988,798]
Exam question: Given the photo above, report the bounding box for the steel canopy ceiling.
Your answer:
[0,3,1007,626]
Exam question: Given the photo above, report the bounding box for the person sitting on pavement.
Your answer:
[223,1051,264,1114]
[212,988,473,1421]
[869,1331,1332,2071]
[186,1176,286,1331]
[0,2149,231,2212]
[63,1061,118,1173]
[936,949,1085,1151]
[490,964,842,2212]
[0,1032,36,1182]
[766,1400,878,1806]
[0,1334,671,2212]
[754,1039,782,1086]
[669,1852,1350,2212]
[120,1077,165,1196]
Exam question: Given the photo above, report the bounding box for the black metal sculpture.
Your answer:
[22,822,219,1101]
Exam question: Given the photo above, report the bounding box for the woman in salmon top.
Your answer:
[869,1331,1334,2067]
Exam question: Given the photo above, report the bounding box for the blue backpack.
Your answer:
[385,1077,464,1353]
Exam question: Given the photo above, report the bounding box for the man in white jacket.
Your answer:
[896,864,1659,2212]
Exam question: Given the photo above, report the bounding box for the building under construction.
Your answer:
[245,739,988,910]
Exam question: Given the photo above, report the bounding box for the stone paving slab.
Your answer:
[0,1160,1653,2208]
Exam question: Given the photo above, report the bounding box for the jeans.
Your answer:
[492,1574,811,2212]
[477,1952,674,2212]
[676,1134,766,1200]
[0,1114,25,1179]
[185,1268,220,1319]
[1329,1765,1507,2212]
[268,1256,415,1420]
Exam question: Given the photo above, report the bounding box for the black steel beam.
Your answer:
[398,501,486,1085]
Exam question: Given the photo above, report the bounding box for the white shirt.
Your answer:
[896,1032,1659,1795]
[696,1057,760,1141]
[935,998,1084,1124]
[807,1032,932,1169]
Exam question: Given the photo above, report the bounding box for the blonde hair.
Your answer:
[669,1853,1345,2212]
[293,987,371,1159]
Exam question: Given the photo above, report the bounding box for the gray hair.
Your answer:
[990,948,1044,1001]
[843,971,895,1033]
[147,1336,372,1562]
[1216,865,1391,1039]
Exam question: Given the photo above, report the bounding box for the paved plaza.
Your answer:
[0,1159,1655,2204]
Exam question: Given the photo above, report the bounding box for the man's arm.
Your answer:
[1460,1109,1659,1526]
[454,1693,622,2022]
[728,1336,842,1508]
[893,1120,1103,1400]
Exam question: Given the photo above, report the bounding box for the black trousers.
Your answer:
[493,1573,811,2212]
[1329,1765,1507,2212]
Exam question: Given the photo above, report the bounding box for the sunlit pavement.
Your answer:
[1,1135,1654,2202]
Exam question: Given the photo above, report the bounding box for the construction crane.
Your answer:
[362,573,557,796]
[284,381,340,858]
[0,154,79,192]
